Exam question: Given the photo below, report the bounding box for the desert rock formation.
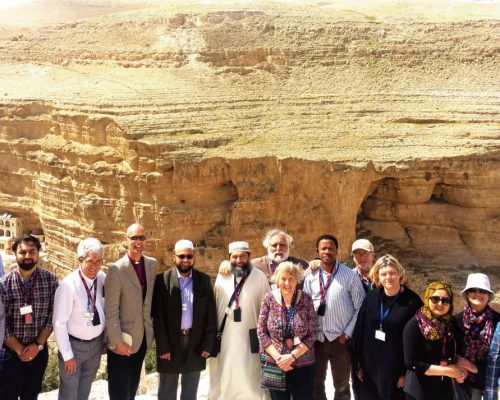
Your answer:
[0,1,498,290]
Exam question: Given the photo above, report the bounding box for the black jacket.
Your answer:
[152,267,217,373]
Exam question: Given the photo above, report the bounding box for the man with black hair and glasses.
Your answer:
[0,234,58,400]
[105,223,157,400]
[152,239,216,400]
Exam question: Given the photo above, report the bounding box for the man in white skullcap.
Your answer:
[208,241,270,400]
[152,239,216,400]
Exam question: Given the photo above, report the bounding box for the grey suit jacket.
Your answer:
[105,254,157,353]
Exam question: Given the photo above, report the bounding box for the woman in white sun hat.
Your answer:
[455,273,500,400]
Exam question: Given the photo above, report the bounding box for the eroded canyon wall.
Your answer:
[0,2,498,285]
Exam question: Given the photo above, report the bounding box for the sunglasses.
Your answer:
[175,254,194,260]
[469,288,489,295]
[128,235,147,241]
[429,296,451,305]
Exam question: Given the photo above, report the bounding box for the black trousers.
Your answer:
[0,346,49,400]
[269,363,315,400]
[107,336,147,400]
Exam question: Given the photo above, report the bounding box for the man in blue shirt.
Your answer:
[303,234,365,400]
[152,239,216,400]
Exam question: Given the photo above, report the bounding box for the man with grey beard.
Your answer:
[251,229,308,288]
[209,241,269,400]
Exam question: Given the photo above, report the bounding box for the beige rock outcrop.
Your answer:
[0,1,498,290]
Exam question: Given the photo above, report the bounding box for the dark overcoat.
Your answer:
[152,267,217,373]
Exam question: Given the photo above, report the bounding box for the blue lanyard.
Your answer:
[379,288,401,330]
[281,292,297,339]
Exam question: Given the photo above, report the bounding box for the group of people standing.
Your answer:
[0,226,497,400]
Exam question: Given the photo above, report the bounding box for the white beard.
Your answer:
[268,249,290,265]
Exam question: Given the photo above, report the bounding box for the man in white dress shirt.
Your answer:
[53,238,106,400]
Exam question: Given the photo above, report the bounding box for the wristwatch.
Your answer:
[36,342,44,351]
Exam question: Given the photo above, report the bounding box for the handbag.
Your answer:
[451,380,470,400]
[260,357,286,391]
[249,328,259,353]
[211,288,238,358]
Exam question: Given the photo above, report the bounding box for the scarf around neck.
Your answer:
[463,302,494,362]
[416,281,454,341]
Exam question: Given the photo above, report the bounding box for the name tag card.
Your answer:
[20,305,33,315]
[375,330,386,342]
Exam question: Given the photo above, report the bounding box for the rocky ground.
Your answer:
[39,364,338,399]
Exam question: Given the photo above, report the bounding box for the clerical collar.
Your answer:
[127,254,143,265]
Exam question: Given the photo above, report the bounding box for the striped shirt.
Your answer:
[484,323,500,400]
[303,261,365,341]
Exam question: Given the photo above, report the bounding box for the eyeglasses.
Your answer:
[429,296,451,305]
[128,235,147,241]
[83,258,103,266]
[469,288,489,295]
[175,254,194,260]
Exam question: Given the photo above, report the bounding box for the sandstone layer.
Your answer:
[0,1,498,291]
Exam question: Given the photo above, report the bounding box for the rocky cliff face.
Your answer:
[0,1,498,289]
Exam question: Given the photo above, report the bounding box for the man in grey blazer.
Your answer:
[105,223,158,400]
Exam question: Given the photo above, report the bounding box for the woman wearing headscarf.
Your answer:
[455,273,500,400]
[403,281,475,400]
[352,254,423,400]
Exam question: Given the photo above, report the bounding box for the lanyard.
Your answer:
[78,270,97,312]
[233,274,248,309]
[179,276,192,292]
[16,270,37,305]
[319,263,338,304]
[270,262,278,274]
[441,334,448,361]
[281,292,297,339]
[379,288,401,330]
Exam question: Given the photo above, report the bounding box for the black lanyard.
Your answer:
[78,270,97,312]
[233,273,248,309]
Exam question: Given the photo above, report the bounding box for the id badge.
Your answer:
[24,313,33,324]
[293,337,301,346]
[20,305,33,315]
[375,329,386,341]
[233,308,242,322]
[317,303,326,316]
[92,311,101,326]
[84,312,94,321]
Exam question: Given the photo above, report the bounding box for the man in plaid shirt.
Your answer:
[485,324,500,400]
[0,234,58,399]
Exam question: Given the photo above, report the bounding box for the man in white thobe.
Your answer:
[209,241,269,400]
